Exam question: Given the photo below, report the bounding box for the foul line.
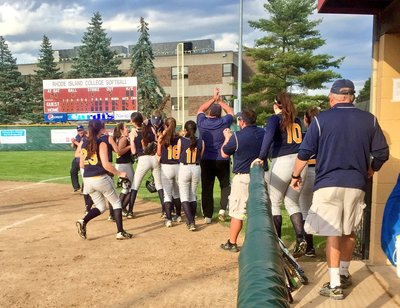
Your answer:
[0,214,44,233]
[0,176,70,193]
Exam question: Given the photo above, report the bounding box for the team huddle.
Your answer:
[71,80,389,300]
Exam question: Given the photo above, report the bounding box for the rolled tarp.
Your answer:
[237,164,289,308]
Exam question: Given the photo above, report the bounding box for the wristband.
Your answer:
[291,174,301,179]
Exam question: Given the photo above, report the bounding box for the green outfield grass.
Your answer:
[0,151,325,255]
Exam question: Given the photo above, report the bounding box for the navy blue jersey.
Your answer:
[116,137,131,164]
[99,134,113,162]
[179,137,202,165]
[197,113,233,160]
[223,125,265,174]
[258,114,302,160]
[160,135,180,164]
[146,120,164,141]
[134,126,157,156]
[298,103,389,191]
[81,138,107,177]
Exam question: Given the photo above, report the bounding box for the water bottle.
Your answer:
[396,235,400,278]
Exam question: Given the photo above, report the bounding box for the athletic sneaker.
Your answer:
[172,215,182,223]
[305,248,316,257]
[292,239,307,258]
[188,223,196,231]
[126,211,134,219]
[116,230,133,240]
[165,220,172,228]
[107,215,115,222]
[204,217,212,224]
[73,188,80,194]
[319,283,344,300]
[340,275,352,289]
[161,212,166,219]
[218,210,226,222]
[76,219,86,239]
[220,240,239,252]
[122,209,128,217]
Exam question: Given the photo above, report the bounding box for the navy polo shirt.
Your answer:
[197,113,233,160]
[298,103,389,191]
[222,125,264,174]
[258,114,302,160]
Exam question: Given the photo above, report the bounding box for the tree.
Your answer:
[70,12,122,78]
[0,36,28,124]
[28,35,63,123]
[243,0,343,113]
[130,17,166,116]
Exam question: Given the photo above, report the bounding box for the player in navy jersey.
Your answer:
[291,79,389,300]
[220,109,264,252]
[197,88,234,223]
[298,106,320,257]
[75,119,132,240]
[126,112,165,218]
[177,120,204,231]
[157,117,182,227]
[113,122,134,215]
[256,91,307,258]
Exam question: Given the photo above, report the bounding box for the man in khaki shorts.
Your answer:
[290,79,389,300]
[219,109,264,252]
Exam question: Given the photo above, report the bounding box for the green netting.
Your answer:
[237,164,289,308]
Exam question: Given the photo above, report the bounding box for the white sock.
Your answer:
[329,267,341,288]
[340,261,350,277]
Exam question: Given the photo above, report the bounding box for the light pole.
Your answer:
[237,0,243,114]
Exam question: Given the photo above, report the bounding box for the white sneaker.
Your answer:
[205,217,212,224]
[165,220,172,228]
[116,230,133,240]
[218,210,226,222]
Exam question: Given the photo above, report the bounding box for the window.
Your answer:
[222,63,233,77]
[171,97,188,110]
[171,66,188,79]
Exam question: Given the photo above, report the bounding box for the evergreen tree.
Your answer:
[130,17,165,116]
[0,36,28,124]
[28,35,63,123]
[356,77,371,111]
[243,0,343,113]
[70,12,122,78]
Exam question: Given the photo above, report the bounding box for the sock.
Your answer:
[182,201,193,224]
[290,212,305,241]
[157,189,165,213]
[173,198,182,217]
[165,202,172,220]
[119,192,128,210]
[339,261,350,277]
[109,203,114,217]
[128,189,138,212]
[329,267,341,288]
[190,201,197,219]
[83,208,101,224]
[273,215,282,238]
[114,208,123,233]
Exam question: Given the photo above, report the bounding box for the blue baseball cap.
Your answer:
[76,125,84,131]
[330,79,355,95]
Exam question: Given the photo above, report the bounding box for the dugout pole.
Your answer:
[237,164,289,308]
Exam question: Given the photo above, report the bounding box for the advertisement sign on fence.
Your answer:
[0,129,27,144]
[44,113,68,122]
[43,77,138,115]
[51,129,77,144]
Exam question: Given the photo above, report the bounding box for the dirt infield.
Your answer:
[0,181,238,307]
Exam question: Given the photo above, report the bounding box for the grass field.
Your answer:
[0,150,325,251]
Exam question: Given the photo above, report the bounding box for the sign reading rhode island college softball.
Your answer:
[43,77,138,121]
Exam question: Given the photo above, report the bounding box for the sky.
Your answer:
[0,0,374,95]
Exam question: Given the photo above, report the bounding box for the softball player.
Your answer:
[113,122,134,214]
[298,106,320,257]
[76,119,132,240]
[177,120,204,231]
[157,117,182,227]
[126,112,165,218]
[257,92,307,258]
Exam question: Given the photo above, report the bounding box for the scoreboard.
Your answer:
[43,77,137,116]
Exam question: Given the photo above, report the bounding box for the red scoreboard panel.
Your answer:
[43,77,138,114]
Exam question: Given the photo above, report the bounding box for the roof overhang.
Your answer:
[318,0,394,15]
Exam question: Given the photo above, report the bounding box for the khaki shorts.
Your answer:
[228,174,250,220]
[304,187,366,236]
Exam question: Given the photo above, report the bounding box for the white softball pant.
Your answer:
[178,163,201,203]
[133,155,162,191]
[161,164,180,202]
[116,163,134,194]
[84,174,121,213]
[299,166,315,220]
[268,153,306,216]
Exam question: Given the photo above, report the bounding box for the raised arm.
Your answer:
[197,87,220,114]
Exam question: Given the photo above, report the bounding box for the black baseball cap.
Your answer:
[330,79,355,95]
